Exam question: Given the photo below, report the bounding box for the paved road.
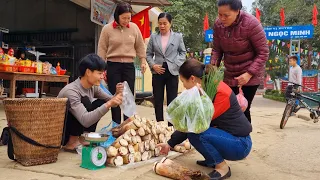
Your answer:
[0,96,319,180]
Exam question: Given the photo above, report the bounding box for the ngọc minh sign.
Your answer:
[264,25,314,40]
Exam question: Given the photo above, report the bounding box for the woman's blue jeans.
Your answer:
[188,127,252,166]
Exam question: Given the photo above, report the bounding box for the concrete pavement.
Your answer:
[0,96,320,180]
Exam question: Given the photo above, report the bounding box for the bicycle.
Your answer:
[280,82,320,129]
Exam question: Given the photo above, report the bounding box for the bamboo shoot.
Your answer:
[141,117,147,124]
[125,129,137,136]
[139,142,145,153]
[131,136,138,145]
[144,140,150,151]
[107,156,123,166]
[119,146,129,156]
[151,127,157,136]
[153,158,210,180]
[147,151,152,160]
[141,151,149,161]
[142,134,152,141]
[107,146,118,157]
[128,144,135,154]
[159,134,165,143]
[154,147,160,157]
[134,152,142,162]
[174,145,186,153]
[136,136,142,143]
[137,127,146,137]
[123,134,132,143]
[113,139,128,148]
[133,144,139,152]
[150,150,155,158]
[184,141,191,150]
[112,117,142,137]
[146,126,151,134]
[149,139,156,150]
[122,153,135,164]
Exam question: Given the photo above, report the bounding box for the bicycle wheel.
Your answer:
[280,103,294,129]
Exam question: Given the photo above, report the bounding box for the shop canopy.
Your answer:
[70,0,171,9]
[120,0,171,6]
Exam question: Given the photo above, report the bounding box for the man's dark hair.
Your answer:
[79,54,107,77]
[289,55,298,61]
[218,0,243,11]
[114,2,133,24]
[158,13,173,23]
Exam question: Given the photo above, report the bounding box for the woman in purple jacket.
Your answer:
[211,0,269,123]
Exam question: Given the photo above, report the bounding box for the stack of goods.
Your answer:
[106,115,191,166]
[17,59,37,73]
[0,48,19,72]
[0,48,67,75]
[42,62,52,74]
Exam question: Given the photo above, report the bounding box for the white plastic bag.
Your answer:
[120,81,136,117]
[166,86,214,134]
[236,87,248,112]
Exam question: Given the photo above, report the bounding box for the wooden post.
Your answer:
[9,78,16,98]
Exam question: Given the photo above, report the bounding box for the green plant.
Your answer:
[265,89,273,95]
[201,64,224,100]
[263,94,286,102]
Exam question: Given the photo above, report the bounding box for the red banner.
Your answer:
[281,81,289,92]
[266,84,274,90]
[302,76,318,92]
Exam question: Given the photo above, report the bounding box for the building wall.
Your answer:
[0,0,95,42]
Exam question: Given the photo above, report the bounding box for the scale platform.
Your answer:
[80,133,109,171]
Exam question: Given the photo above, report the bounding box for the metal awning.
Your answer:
[119,0,171,6]
[70,0,171,9]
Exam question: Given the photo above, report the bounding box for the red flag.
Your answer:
[131,6,152,39]
[313,4,318,26]
[280,8,285,26]
[256,8,261,22]
[203,13,209,31]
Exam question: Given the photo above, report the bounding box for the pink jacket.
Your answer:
[211,11,269,87]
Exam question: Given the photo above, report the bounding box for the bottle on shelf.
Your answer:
[56,62,61,75]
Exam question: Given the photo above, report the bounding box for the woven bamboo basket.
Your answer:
[3,98,68,166]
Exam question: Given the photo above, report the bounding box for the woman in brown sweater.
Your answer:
[98,2,147,124]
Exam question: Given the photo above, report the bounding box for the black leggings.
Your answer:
[63,97,105,145]
[231,85,259,123]
[152,62,178,125]
[107,61,135,124]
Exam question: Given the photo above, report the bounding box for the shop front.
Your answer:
[0,0,169,97]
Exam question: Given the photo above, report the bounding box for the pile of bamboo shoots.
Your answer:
[106,115,183,166]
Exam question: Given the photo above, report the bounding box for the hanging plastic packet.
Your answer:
[120,81,136,117]
[236,87,248,112]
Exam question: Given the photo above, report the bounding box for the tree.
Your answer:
[252,0,320,70]
[163,0,218,51]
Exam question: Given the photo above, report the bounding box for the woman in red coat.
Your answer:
[211,0,269,123]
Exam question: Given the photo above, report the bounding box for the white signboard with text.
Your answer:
[91,0,116,26]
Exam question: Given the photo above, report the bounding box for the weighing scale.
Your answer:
[80,133,109,170]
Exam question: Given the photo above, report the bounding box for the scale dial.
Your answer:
[91,146,107,167]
